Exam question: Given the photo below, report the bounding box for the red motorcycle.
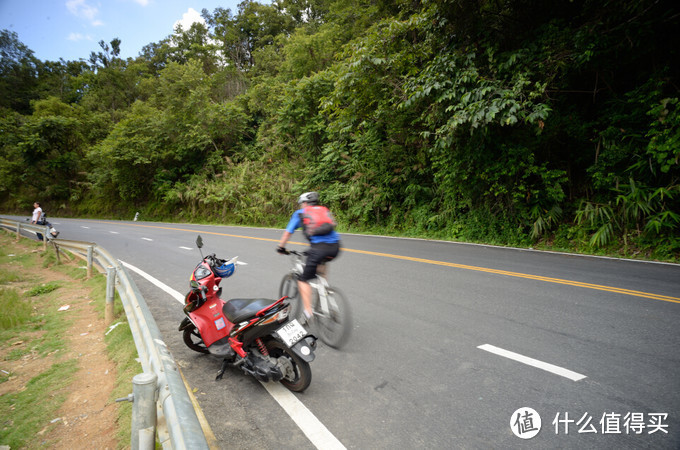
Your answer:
[179,236,317,392]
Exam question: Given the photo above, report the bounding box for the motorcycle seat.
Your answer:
[224,298,277,324]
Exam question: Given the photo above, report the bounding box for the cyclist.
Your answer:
[277,192,341,323]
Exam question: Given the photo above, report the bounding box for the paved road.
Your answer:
[7,216,680,448]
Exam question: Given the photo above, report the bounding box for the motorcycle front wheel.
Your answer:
[266,340,311,392]
[183,324,210,354]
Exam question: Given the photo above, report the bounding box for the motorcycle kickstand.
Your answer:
[216,359,230,381]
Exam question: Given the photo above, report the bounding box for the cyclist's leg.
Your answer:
[298,246,323,318]
[317,261,327,278]
[316,242,340,279]
[297,279,314,318]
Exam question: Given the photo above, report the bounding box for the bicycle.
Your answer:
[278,250,351,349]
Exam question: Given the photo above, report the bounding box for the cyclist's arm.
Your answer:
[279,210,303,248]
[278,230,292,248]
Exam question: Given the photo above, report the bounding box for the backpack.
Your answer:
[301,205,336,237]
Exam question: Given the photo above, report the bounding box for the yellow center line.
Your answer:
[101,221,680,305]
[345,249,680,303]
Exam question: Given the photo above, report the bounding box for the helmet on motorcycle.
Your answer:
[297,191,319,205]
[214,260,235,278]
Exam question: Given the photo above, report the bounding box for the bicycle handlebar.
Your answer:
[279,248,308,257]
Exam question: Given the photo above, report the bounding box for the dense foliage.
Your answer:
[1,0,679,260]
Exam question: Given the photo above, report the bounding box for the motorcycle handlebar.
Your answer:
[205,253,230,267]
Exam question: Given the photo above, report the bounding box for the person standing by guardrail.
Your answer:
[31,201,44,241]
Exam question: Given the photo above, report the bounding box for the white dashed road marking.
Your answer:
[478,344,586,381]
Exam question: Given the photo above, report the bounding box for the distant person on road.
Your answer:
[31,201,44,241]
[277,192,341,323]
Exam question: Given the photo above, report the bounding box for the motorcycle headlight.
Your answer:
[193,266,212,280]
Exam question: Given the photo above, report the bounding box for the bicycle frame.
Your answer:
[282,249,351,349]
[288,252,331,316]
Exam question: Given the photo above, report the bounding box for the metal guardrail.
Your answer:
[0,218,210,450]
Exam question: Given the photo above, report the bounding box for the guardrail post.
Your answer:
[43,225,48,251]
[131,372,158,450]
[53,242,61,264]
[16,222,21,242]
[87,245,94,279]
[105,266,116,326]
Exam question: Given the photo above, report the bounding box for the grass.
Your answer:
[26,281,61,297]
[79,259,138,445]
[0,288,32,330]
[0,276,73,448]
[0,361,79,447]
[0,270,22,284]
[0,229,141,449]
[0,281,69,361]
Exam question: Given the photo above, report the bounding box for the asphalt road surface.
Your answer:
[6,216,680,449]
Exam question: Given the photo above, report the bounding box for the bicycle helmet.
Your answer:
[298,191,319,205]
[214,258,236,278]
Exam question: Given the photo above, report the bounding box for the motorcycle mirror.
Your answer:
[190,280,199,289]
[196,235,205,259]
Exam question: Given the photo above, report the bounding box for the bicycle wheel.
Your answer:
[279,273,304,322]
[314,286,351,349]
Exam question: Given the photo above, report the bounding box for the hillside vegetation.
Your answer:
[1,0,678,261]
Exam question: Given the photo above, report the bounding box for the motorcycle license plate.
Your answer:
[276,319,306,347]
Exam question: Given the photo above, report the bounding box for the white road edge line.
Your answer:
[119,260,345,450]
[179,246,192,250]
[261,382,346,450]
[121,261,184,303]
[141,237,153,241]
[478,344,587,382]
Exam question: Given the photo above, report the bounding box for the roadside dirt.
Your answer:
[0,247,119,449]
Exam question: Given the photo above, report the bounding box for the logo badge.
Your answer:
[511,407,541,439]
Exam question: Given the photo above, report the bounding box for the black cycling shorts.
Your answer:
[298,242,340,282]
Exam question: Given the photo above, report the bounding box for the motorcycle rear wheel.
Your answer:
[266,340,311,392]
[183,324,210,354]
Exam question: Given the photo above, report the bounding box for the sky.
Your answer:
[0,0,243,62]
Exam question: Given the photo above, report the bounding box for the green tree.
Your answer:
[16,97,87,200]
[0,109,26,203]
[0,30,41,114]
[207,1,293,69]
[169,21,220,74]
[79,39,149,119]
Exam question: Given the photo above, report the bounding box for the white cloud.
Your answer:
[67,32,93,42]
[66,0,103,26]
[173,8,205,32]
[133,0,150,5]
